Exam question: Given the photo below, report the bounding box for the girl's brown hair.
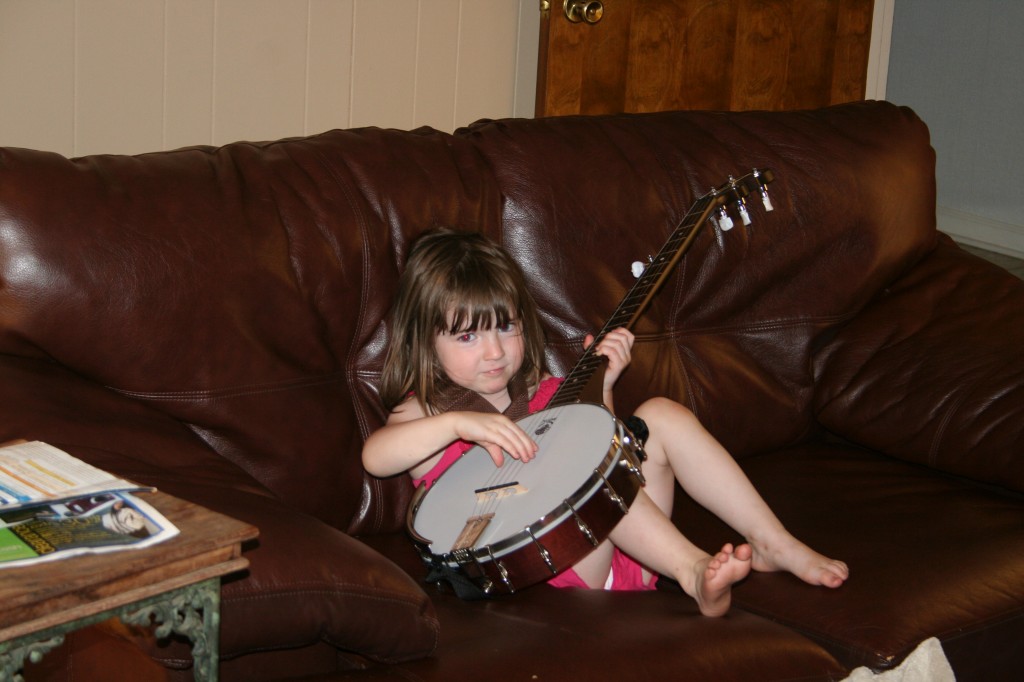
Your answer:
[378,228,547,414]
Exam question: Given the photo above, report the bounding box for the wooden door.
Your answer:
[536,0,875,116]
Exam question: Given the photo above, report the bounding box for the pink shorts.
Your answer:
[548,548,658,591]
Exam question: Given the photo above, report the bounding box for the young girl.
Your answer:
[363,228,848,616]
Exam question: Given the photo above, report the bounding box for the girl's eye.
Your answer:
[456,332,475,343]
[498,320,518,334]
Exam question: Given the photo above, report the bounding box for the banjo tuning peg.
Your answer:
[716,205,734,231]
[753,168,774,212]
[735,197,752,226]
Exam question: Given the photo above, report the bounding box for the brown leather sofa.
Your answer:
[2,101,1022,682]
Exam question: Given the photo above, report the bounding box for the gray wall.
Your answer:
[886,0,1024,256]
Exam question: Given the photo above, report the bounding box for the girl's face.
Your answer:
[434,317,525,407]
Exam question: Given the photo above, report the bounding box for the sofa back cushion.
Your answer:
[0,128,500,531]
[462,102,937,459]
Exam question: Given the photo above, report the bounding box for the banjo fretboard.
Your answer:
[548,169,775,409]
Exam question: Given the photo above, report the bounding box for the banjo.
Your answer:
[407,169,775,597]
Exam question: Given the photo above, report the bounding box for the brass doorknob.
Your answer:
[564,0,603,24]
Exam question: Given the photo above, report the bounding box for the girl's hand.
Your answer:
[584,327,634,390]
[451,412,538,468]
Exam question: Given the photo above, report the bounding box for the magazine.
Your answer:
[0,491,179,568]
[0,440,149,510]
[0,440,179,568]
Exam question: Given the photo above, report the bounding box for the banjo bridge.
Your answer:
[474,481,528,503]
[450,481,528,548]
[449,482,529,552]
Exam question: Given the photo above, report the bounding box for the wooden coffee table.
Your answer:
[0,491,258,682]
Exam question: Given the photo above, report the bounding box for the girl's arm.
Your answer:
[362,397,538,478]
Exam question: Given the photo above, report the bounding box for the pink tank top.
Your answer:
[412,376,562,489]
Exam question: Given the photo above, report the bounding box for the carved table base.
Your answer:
[0,576,221,682]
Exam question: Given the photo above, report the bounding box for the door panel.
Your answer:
[537,0,874,117]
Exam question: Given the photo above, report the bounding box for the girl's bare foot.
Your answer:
[750,535,849,588]
[692,542,752,617]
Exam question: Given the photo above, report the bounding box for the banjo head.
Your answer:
[410,403,635,563]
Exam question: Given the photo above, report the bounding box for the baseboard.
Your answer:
[938,206,1024,259]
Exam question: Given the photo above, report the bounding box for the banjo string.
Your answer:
[473,449,525,517]
[471,407,558,518]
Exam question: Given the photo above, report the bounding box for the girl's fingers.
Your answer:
[506,424,537,462]
[597,340,630,368]
[455,412,539,467]
[593,328,632,355]
[485,420,537,465]
[485,443,506,468]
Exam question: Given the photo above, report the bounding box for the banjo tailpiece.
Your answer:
[451,513,494,552]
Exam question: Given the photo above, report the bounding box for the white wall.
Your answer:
[0,0,540,157]
[886,0,1024,258]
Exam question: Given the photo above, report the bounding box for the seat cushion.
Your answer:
[360,533,847,681]
[673,443,1024,676]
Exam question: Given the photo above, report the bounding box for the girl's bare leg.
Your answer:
[572,489,751,616]
[634,397,849,588]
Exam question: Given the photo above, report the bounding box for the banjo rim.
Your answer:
[407,403,645,583]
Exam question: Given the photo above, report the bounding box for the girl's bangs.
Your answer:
[441,286,516,334]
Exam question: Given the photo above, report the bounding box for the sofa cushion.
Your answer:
[128,484,439,668]
[209,490,439,665]
[814,236,1024,492]
[362,533,847,681]
[461,102,937,459]
[0,132,500,533]
[672,443,1024,674]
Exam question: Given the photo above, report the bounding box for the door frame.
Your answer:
[866,0,896,99]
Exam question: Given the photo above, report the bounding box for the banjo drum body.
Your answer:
[408,403,646,595]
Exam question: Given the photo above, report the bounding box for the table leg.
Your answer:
[0,635,65,682]
[0,577,221,682]
[121,577,221,682]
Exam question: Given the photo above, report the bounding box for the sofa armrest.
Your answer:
[0,354,268,492]
[813,235,1024,492]
[127,485,439,667]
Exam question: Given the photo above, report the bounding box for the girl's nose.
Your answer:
[482,332,505,359]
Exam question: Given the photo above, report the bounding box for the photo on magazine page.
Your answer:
[0,491,179,568]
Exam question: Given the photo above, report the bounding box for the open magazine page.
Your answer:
[0,491,179,568]
[0,440,149,510]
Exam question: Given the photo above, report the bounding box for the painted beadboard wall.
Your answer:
[0,0,540,157]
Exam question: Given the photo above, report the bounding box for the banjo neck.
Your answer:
[547,169,775,409]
